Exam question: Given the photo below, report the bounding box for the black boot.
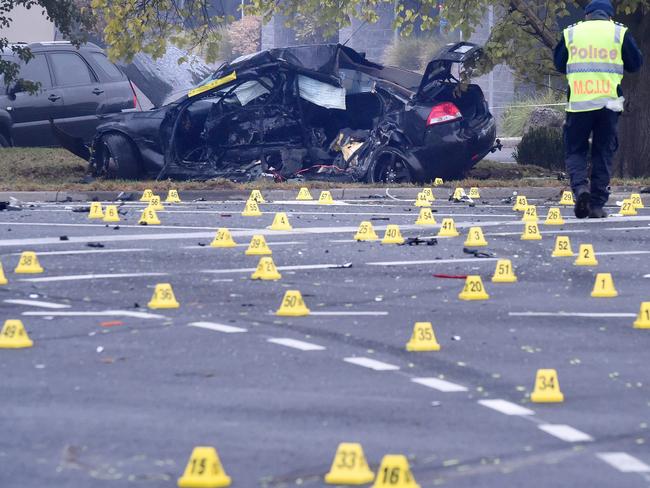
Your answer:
[574,190,591,219]
[589,207,608,218]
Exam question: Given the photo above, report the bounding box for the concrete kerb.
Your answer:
[0,187,643,204]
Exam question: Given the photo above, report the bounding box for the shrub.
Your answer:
[513,127,565,171]
[501,91,565,137]
[382,35,444,73]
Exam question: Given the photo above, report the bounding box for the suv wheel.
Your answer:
[367,147,413,184]
[96,133,142,179]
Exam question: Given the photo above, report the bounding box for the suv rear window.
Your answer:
[50,52,95,86]
[90,52,124,80]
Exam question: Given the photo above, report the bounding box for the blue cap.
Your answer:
[585,0,614,17]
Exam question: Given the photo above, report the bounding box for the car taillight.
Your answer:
[129,80,141,110]
[426,102,462,127]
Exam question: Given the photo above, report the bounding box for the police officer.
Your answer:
[554,0,643,218]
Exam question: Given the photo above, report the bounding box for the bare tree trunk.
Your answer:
[616,11,650,177]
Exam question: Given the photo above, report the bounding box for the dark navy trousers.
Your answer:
[563,108,619,208]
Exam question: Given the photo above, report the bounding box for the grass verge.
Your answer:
[1,148,648,191]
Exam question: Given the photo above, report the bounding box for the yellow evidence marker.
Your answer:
[464,226,488,247]
[251,257,282,281]
[513,195,528,211]
[620,199,637,216]
[177,446,231,488]
[148,283,180,309]
[296,187,313,200]
[406,322,440,351]
[437,218,459,237]
[574,244,598,266]
[630,193,644,209]
[354,221,379,241]
[633,302,650,329]
[544,207,564,225]
[318,190,334,204]
[245,235,272,255]
[148,195,164,211]
[452,187,465,200]
[0,260,7,285]
[15,251,43,274]
[139,207,161,225]
[103,205,120,222]
[491,259,517,283]
[139,189,154,202]
[414,192,431,207]
[559,190,575,206]
[371,454,420,488]
[530,368,564,403]
[242,199,262,217]
[276,290,310,316]
[433,177,444,186]
[166,189,182,203]
[210,228,237,248]
[468,187,480,199]
[249,189,266,203]
[0,319,33,349]
[521,205,539,222]
[324,442,375,485]
[459,275,489,301]
[268,212,292,230]
[421,187,435,202]
[552,236,574,257]
[415,208,436,226]
[521,223,542,241]
[381,225,405,245]
[591,272,618,298]
[88,202,104,219]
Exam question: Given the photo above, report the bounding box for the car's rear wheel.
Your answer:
[95,133,142,179]
[367,147,414,184]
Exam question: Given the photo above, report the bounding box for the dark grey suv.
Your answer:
[0,41,138,147]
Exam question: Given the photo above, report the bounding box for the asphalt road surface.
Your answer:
[1,187,649,488]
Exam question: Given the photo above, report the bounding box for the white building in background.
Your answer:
[0,5,56,43]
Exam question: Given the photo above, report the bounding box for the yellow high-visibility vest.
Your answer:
[564,20,626,112]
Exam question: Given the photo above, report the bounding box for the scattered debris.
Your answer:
[86,242,105,248]
[463,247,494,258]
[101,321,124,327]
[370,217,390,221]
[72,206,91,213]
[59,235,69,241]
[0,201,21,211]
[400,237,438,246]
[116,192,134,201]
[433,274,467,279]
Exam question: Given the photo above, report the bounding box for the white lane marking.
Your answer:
[538,424,593,442]
[597,452,650,473]
[19,272,169,283]
[267,338,326,351]
[310,311,389,316]
[605,226,650,231]
[7,248,151,256]
[645,274,650,279]
[188,322,247,333]
[4,299,70,309]
[183,241,304,249]
[343,357,400,371]
[487,229,588,236]
[22,310,166,319]
[411,377,468,392]
[509,312,637,318]
[478,399,535,416]
[202,264,344,274]
[598,250,650,256]
[0,221,219,230]
[367,257,498,266]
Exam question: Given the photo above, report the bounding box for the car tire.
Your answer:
[96,133,142,179]
[0,133,10,147]
[366,146,414,184]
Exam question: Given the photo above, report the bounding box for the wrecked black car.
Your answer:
[56,42,500,183]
